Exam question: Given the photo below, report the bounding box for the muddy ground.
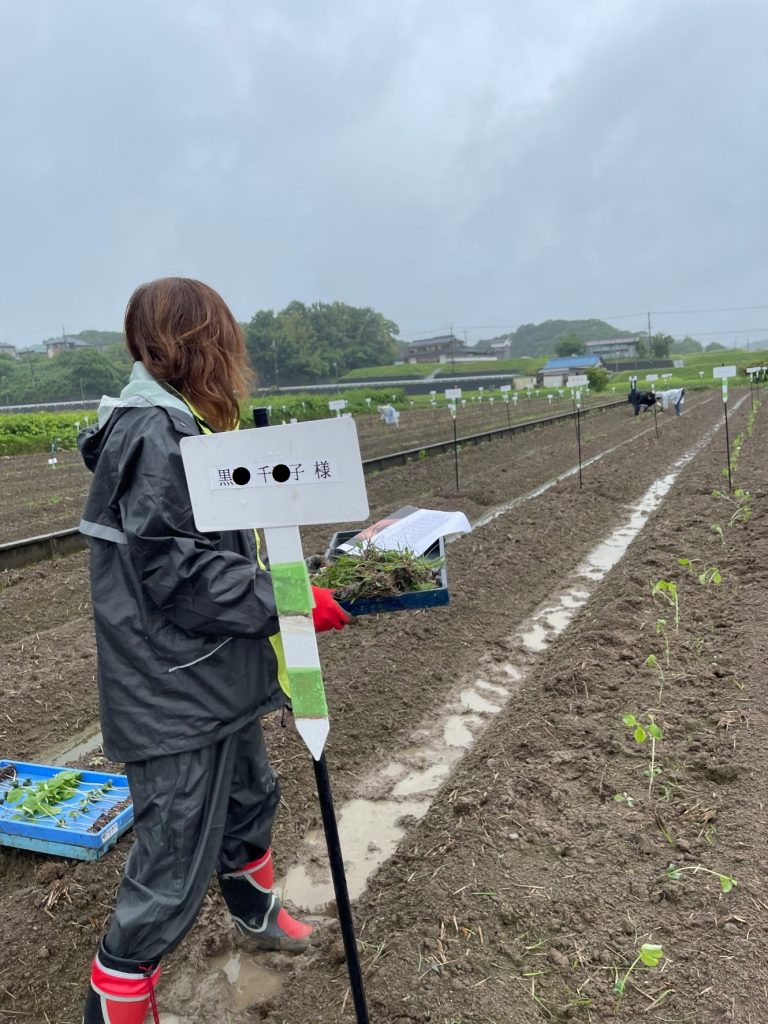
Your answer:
[0,391,764,1023]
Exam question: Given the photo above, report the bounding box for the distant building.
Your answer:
[538,355,605,387]
[45,335,90,358]
[584,337,642,360]
[0,343,18,359]
[403,334,471,364]
[471,337,512,360]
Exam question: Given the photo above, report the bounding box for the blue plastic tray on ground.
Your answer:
[0,760,133,860]
[323,531,449,616]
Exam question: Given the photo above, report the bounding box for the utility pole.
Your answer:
[449,323,455,375]
[272,338,279,391]
[647,308,652,355]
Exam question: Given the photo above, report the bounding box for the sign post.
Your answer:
[180,415,371,1024]
[500,384,512,429]
[574,391,583,489]
[444,389,462,491]
[722,380,732,492]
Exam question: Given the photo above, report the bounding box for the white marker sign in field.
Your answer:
[566,374,588,388]
[712,366,737,380]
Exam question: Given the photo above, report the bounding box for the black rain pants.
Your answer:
[104,716,280,963]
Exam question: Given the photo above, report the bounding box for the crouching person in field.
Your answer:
[77,278,351,1024]
[627,389,657,416]
[657,387,685,416]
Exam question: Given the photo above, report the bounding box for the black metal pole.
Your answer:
[505,399,511,432]
[653,400,659,438]
[576,406,583,489]
[253,405,369,1024]
[453,414,460,492]
[723,399,732,492]
[313,754,370,1024]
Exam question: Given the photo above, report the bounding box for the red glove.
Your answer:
[311,585,352,632]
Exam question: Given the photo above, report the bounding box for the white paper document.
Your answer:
[338,505,472,556]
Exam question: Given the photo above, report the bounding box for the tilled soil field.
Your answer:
[0,391,764,1024]
[0,395,615,543]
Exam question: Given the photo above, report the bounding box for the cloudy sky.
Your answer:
[1,0,766,348]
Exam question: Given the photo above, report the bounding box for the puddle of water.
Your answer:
[476,679,510,696]
[444,714,476,748]
[49,726,103,766]
[282,797,430,911]
[392,763,450,796]
[520,622,548,651]
[459,688,502,713]
[209,952,283,1011]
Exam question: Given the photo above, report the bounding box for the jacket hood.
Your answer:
[78,362,194,471]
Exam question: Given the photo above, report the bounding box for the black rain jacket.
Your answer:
[79,402,282,762]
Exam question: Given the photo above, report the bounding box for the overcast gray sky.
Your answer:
[1,0,766,348]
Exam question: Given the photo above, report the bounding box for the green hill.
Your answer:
[483,319,632,358]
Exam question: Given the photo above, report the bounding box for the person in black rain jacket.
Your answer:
[79,278,349,1024]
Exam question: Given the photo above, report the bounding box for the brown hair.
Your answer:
[124,277,252,431]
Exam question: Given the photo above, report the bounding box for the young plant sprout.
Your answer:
[645,654,666,704]
[613,792,635,807]
[666,863,736,893]
[623,713,663,799]
[698,566,722,586]
[651,580,679,630]
[613,942,665,1002]
[655,616,670,668]
[710,523,725,544]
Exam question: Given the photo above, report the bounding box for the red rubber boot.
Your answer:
[219,848,313,953]
[82,944,161,1024]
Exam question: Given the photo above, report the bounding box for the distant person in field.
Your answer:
[77,278,351,1024]
[657,387,686,416]
[627,388,657,416]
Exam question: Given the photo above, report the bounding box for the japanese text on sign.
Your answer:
[208,457,339,490]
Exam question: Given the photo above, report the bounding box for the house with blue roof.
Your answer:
[537,354,605,387]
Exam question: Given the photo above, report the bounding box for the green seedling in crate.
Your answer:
[623,714,663,799]
[666,863,736,893]
[613,942,665,1003]
[6,770,82,822]
[651,580,679,630]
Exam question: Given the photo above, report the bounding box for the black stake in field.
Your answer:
[653,399,659,438]
[253,407,370,1024]
[722,384,732,492]
[452,409,460,492]
[572,395,583,489]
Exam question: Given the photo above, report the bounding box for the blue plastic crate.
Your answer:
[323,531,450,616]
[0,760,133,860]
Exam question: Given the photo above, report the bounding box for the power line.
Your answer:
[398,303,768,337]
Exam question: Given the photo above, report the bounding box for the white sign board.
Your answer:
[444,388,462,400]
[566,374,588,388]
[712,365,737,379]
[500,384,511,393]
[746,366,761,374]
[328,399,347,411]
[646,374,658,382]
[181,417,369,530]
